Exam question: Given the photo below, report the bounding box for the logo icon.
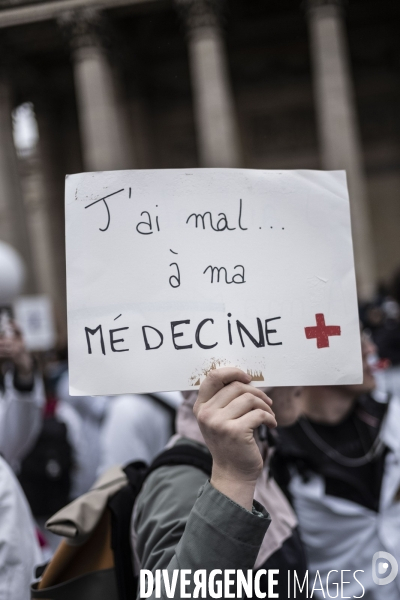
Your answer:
[372,551,398,586]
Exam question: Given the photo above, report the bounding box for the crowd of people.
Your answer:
[1,269,400,599]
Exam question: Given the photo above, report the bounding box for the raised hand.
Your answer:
[194,368,276,510]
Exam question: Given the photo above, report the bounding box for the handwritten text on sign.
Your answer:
[65,169,362,395]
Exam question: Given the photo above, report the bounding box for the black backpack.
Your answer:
[112,444,213,599]
[31,444,212,599]
[19,409,73,517]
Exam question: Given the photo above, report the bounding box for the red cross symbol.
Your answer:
[305,313,341,349]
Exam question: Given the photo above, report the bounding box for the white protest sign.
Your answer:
[65,169,362,395]
[13,295,56,351]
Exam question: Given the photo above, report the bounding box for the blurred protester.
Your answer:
[0,315,44,598]
[0,317,45,471]
[57,369,109,496]
[274,334,400,599]
[363,270,400,397]
[19,358,85,553]
[0,454,42,600]
[132,372,307,599]
[360,300,385,338]
[97,390,182,475]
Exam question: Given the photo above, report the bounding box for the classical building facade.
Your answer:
[0,0,399,342]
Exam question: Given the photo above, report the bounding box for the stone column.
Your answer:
[60,8,132,172]
[18,152,58,304]
[306,0,376,300]
[34,88,84,346]
[176,0,242,168]
[0,74,36,293]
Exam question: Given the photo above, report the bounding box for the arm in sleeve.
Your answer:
[0,370,45,471]
[133,464,271,599]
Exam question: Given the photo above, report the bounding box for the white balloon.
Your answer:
[0,241,26,304]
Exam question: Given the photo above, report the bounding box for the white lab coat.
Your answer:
[97,392,183,476]
[289,393,400,599]
[375,365,400,403]
[0,370,45,472]
[0,456,42,600]
[57,371,110,496]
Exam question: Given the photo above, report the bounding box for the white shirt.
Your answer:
[0,371,45,472]
[97,392,182,476]
[0,456,42,599]
[57,371,109,496]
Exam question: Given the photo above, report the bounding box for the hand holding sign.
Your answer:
[65,168,362,395]
[194,367,276,510]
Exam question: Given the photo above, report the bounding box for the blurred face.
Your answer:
[342,332,376,395]
[267,386,304,427]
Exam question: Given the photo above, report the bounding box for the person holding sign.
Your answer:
[132,368,308,599]
[62,168,364,598]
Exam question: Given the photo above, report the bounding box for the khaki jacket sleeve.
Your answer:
[132,462,271,599]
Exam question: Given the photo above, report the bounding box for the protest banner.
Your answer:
[65,168,362,395]
[13,294,56,351]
